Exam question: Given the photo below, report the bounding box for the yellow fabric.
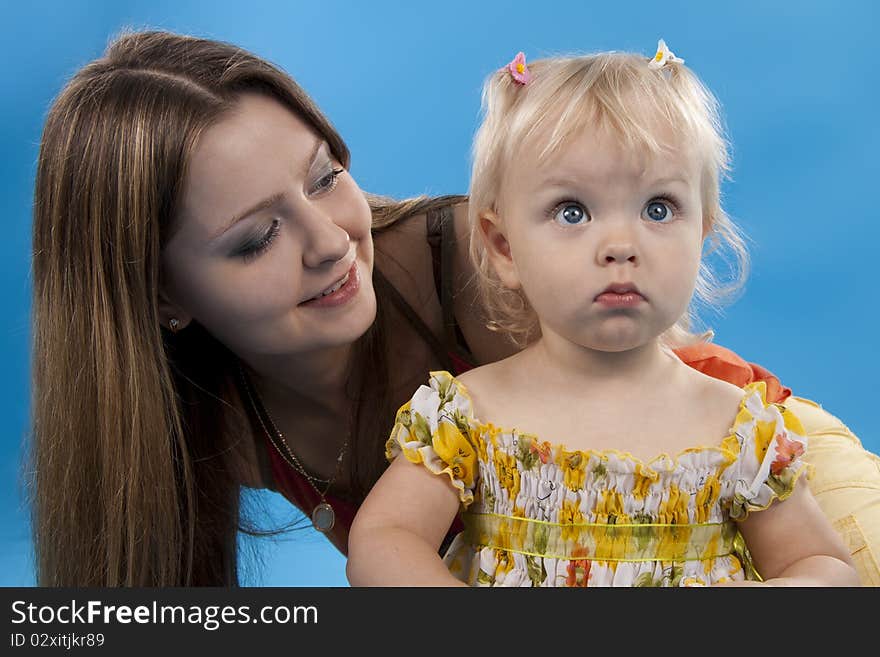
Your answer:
[387,371,810,587]
[462,512,738,562]
[788,396,880,586]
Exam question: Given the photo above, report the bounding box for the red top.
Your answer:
[266,341,791,556]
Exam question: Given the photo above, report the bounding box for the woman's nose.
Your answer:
[301,214,350,269]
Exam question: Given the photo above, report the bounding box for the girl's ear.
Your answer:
[479,209,521,290]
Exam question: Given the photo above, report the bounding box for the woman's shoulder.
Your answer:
[372,209,435,306]
[370,196,468,336]
[371,195,466,254]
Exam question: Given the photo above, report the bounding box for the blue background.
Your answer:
[2,0,877,586]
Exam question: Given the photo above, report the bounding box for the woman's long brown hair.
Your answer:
[30,29,458,586]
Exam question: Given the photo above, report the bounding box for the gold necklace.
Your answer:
[238,363,348,534]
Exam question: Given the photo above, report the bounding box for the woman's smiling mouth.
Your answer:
[300,262,360,308]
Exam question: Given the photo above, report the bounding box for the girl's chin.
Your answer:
[575,330,655,353]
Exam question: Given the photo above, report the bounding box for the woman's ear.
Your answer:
[479,209,521,290]
[158,289,192,333]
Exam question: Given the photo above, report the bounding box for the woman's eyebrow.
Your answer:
[211,140,327,241]
[212,191,285,241]
[303,140,329,175]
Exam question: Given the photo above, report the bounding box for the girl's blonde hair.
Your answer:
[468,50,749,347]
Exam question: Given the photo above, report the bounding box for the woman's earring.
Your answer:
[169,318,180,334]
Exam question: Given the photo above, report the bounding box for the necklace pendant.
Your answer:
[311,502,336,533]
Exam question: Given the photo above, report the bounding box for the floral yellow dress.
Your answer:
[386,371,810,587]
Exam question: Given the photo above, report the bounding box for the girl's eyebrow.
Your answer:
[538,173,692,190]
[645,175,690,187]
[538,176,587,189]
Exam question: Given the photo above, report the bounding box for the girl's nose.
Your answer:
[597,240,639,266]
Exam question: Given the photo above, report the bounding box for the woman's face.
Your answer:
[161,93,376,360]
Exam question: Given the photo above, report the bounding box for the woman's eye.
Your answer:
[311,167,344,195]
[235,218,281,261]
[552,202,591,226]
[643,200,673,222]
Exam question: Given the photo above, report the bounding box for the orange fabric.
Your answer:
[672,342,792,403]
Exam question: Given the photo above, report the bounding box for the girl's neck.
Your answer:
[524,333,680,395]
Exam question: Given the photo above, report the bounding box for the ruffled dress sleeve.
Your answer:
[728,381,811,520]
[385,370,479,508]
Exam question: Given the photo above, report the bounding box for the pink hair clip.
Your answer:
[506,52,531,85]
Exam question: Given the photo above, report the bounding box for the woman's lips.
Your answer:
[299,262,360,308]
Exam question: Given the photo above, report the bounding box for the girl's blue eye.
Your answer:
[553,202,590,226]
[644,200,673,222]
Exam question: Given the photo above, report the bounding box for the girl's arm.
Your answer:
[735,480,860,586]
[346,455,467,587]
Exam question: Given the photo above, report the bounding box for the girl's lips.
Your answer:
[299,262,360,308]
[594,292,645,308]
